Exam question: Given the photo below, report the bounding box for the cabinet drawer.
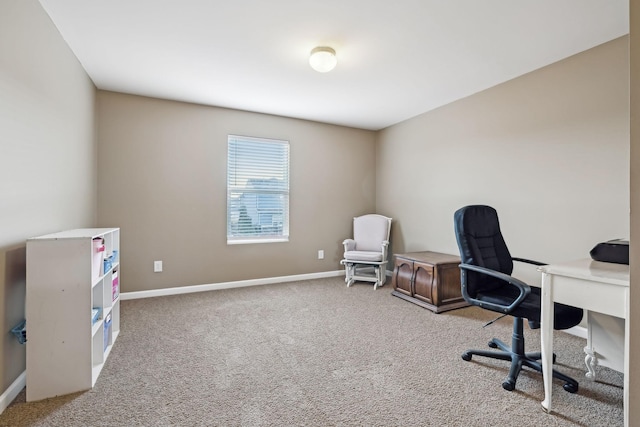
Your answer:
[392,258,413,296]
[412,261,434,303]
[437,264,464,305]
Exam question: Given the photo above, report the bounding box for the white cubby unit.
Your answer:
[26,228,120,402]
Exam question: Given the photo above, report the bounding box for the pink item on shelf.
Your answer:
[92,238,106,280]
[112,269,119,301]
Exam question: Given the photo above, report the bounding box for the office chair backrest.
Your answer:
[454,205,513,297]
[353,214,391,252]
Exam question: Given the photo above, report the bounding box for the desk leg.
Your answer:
[584,311,597,381]
[540,272,554,413]
[584,348,597,380]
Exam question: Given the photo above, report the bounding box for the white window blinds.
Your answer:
[227,135,290,244]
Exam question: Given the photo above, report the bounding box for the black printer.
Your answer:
[589,239,629,265]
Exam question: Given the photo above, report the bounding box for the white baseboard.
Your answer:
[0,370,25,415]
[121,270,345,300]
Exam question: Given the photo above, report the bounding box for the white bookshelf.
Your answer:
[26,228,120,402]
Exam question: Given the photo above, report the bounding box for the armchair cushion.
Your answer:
[353,215,391,252]
[343,250,384,263]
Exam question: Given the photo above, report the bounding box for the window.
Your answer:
[227,135,290,244]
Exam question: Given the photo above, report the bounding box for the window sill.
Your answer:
[227,237,289,245]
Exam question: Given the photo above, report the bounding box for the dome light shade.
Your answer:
[309,46,337,73]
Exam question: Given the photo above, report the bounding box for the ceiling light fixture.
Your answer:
[309,46,337,73]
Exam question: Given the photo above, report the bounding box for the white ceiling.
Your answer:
[38,0,629,131]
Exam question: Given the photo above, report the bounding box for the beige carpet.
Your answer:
[1,277,624,426]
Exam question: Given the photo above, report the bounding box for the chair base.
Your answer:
[341,261,387,290]
[462,317,579,393]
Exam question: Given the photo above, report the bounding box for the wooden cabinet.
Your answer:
[391,251,468,313]
[26,228,120,401]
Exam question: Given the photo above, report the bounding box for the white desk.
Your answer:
[539,259,629,426]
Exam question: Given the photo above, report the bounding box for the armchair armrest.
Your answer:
[459,263,532,314]
[343,239,356,251]
[381,240,389,261]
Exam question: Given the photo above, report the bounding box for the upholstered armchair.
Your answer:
[341,214,392,290]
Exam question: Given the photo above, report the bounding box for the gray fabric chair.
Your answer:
[341,214,392,289]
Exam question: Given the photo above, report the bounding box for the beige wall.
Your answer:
[96,91,376,292]
[0,1,96,394]
[377,37,629,286]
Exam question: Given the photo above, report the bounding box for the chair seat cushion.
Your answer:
[343,250,384,262]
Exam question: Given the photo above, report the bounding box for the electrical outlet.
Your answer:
[154,260,163,272]
[318,250,324,260]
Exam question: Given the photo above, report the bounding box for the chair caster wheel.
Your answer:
[488,341,498,348]
[563,383,578,393]
[502,380,516,391]
[461,352,472,361]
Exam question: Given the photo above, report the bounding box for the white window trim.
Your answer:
[227,237,290,245]
[226,135,290,245]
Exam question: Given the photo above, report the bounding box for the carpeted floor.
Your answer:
[1,277,624,426]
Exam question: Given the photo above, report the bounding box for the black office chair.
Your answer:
[453,205,583,392]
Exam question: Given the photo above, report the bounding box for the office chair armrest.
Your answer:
[343,239,356,251]
[459,263,532,314]
[512,257,546,267]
